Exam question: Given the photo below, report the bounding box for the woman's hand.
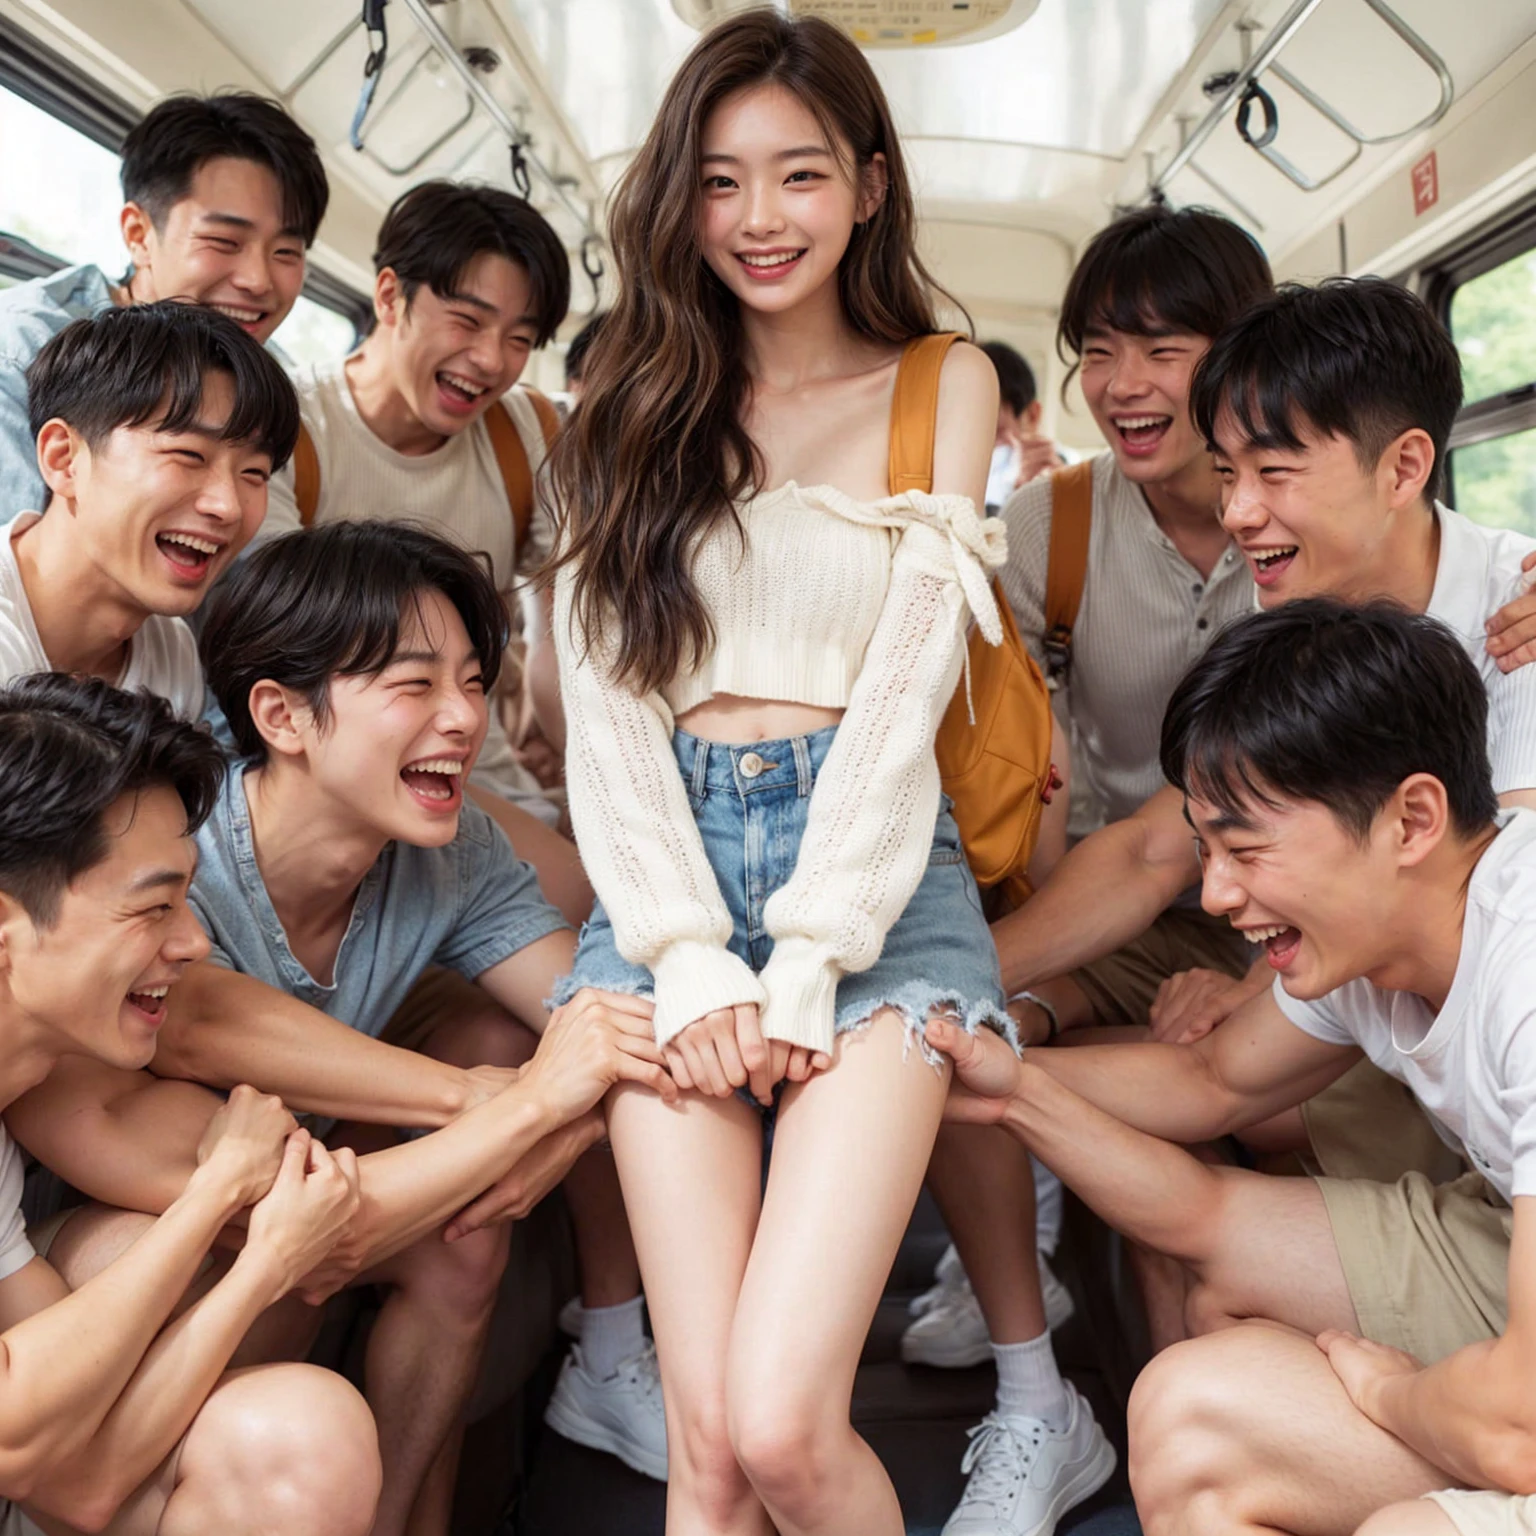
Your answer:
[665,1004,773,1104]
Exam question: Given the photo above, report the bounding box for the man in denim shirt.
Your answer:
[0,92,326,513]
[176,520,666,1533]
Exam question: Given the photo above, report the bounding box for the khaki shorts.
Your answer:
[1303,1057,1466,1185]
[1428,1489,1536,1535]
[1070,905,1249,1031]
[1318,1169,1511,1364]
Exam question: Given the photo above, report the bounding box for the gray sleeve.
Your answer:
[433,805,569,979]
[996,478,1054,671]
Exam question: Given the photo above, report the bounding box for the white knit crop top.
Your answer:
[554,482,1007,1053]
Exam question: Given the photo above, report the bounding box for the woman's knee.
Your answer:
[669,1393,754,1519]
[726,1379,840,1520]
[191,1365,381,1536]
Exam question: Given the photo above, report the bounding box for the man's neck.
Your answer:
[13,510,143,682]
[1366,824,1498,1011]
[1137,455,1229,579]
[242,764,389,953]
[0,1007,70,1112]
[1343,501,1441,616]
[344,342,446,457]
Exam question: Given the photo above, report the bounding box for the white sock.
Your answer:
[993,1331,1071,1431]
[581,1295,646,1379]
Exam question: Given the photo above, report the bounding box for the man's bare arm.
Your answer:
[152,962,494,1127]
[991,784,1200,996]
[1325,1197,1536,1492]
[0,1091,317,1522]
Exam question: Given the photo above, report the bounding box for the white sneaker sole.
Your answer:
[901,1329,994,1368]
[544,1393,669,1482]
[1015,1435,1117,1536]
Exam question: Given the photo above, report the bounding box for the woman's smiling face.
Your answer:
[697,82,883,317]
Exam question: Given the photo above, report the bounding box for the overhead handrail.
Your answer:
[1152,0,1455,199]
[396,0,602,247]
[355,40,477,178]
[349,0,389,151]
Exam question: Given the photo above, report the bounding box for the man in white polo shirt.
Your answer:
[930,600,1536,1536]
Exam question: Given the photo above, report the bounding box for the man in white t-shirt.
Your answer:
[0,673,380,1536]
[256,179,657,1466]
[932,601,1536,1536]
[0,301,298,714]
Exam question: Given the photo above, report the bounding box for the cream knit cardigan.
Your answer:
[554,482,1007,1054]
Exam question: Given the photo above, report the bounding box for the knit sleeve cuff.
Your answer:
[758,936,841,1055]
[650,941,767,1050]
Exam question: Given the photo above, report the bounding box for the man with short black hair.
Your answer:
[931,600,1536,1536]
[0,91,327,513]
[978,339,1061,507]
[0,673,378,1536]
[0,302,298,715]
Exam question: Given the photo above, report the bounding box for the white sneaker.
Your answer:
[903,1260,1074,1368]
[544,1341,669,1480]
[941,1386,1116,1536]
[903,1274,992,1367]
[910,1241,967,1318]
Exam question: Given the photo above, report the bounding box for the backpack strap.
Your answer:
[888,332,965,495]
[1042,460,1093,687]
[486,389,558,550]
[293,421,321,529]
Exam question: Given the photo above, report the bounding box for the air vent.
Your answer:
[672,0,1039,48]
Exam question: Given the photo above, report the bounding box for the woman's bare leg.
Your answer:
[605,1083,772,1536]
[726,1010,951,1536]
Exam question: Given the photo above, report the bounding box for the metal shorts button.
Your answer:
[739,751,765,778]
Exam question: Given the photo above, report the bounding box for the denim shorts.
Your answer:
[553,725,1011,1073]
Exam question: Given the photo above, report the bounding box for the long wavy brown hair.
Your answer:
[548,9,960,694]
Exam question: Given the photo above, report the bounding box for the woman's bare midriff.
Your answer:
[676,693,844,744]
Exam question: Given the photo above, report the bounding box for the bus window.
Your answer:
[272,293,361,370]
[0,81,122,275]
[1444,233,1536,537]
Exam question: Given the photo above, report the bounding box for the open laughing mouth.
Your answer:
[1245,546,1299,587]
[1112,414,1172,457]
[156,530,223,582]
[1242,922,1302,970]
[436,371,490,417]
[401,756,464,809]
[124,983,170,1026]
[211,303,269,336]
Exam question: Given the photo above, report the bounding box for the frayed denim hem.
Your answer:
[832,983,1019,1070]
[546,974,654,1014]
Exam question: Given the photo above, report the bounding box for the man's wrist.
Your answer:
[181,1160,256,1223]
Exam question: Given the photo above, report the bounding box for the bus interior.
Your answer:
[2,1,1536,1532]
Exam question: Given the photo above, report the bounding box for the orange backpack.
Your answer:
[891,332,1056,910]
[290,387,562,543]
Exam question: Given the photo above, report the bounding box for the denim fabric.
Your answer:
[189,763,569,1035]
[0,265,115,517]
[555,725,1010,1068]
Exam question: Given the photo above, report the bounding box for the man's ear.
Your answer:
[1380,427,1436,511]
[120,202,155,279]
[35,419,85,505]
[858,152,889,225]
[246,680,314,760]
[1025,400,1045,434]
[1392,772,1451,868]
[0,890,30,980]
[374,267,405,331]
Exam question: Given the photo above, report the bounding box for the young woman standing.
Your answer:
[548,14,1101,1533]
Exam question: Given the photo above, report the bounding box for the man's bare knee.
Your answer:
[177,1365,380,1536]
[44,1206,158,1289]
[384,1223,510,1324]
[1129,1337,1255,1535]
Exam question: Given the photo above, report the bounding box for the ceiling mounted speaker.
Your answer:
[672,0,1040,48]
